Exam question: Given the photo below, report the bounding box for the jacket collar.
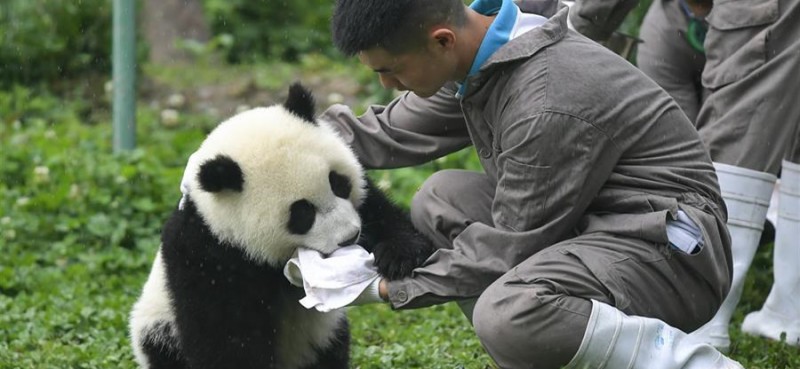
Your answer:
[461,0,568,98]
[485,1,567,66]
[458,0,519,97]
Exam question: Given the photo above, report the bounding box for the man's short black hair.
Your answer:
[332,0,466,56]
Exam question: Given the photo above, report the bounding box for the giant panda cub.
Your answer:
[129,83,436,369]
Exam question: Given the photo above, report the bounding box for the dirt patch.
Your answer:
[139,61,367,126]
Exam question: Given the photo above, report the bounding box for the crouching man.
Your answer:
[320,0,744,367]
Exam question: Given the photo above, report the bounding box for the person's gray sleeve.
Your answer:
[318,84,472,169]
[386,112,619,309]
[569,0,641,41]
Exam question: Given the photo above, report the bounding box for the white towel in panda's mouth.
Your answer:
[283,244,379,312]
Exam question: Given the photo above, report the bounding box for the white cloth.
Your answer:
[283,245,382,312]
[666,210,704,254]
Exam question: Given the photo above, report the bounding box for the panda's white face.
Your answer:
[185,89,366,267]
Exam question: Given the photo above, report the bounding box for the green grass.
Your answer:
[725,241,800,369]
[0,78,492,369]
[1,62,799,368]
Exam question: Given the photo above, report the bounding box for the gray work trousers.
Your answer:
[696,0,800,173]
[637,0,707,123]
[411,170,722,369]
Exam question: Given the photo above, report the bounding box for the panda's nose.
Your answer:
[338,231,360,247]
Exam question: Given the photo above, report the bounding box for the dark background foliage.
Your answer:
[0,0,114,86]
[203,0,335,63]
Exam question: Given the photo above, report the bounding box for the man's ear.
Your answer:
[430,27,456,49]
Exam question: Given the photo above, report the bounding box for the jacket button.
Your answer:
[396,290,408,302]
[479,148,491,158]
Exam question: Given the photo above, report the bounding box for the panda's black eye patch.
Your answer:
[288,199,316,235]
[329,171,352,199]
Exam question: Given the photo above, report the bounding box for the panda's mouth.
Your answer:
[337,231,360,247]
[300,229,358,258]
[300,224,361,257]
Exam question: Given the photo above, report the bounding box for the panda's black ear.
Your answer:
[284,82,316,125]
[197,155,244,193]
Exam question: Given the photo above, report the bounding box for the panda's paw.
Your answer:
[372,237,435,280]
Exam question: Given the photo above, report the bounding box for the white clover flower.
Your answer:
[377,178,392,191]
[34,166,50,183]
[160,109,180,127]
[204,107,220,119]
[69,184,81,199]
[166,93,187,108]
[235,104,251,114]
[0,217,10,225]
[16,197,30,206]
[327,92,345,105]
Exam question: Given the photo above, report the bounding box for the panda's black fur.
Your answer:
[129,83,436,369]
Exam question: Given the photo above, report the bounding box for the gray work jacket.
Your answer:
[569,0,640,41]
[321,2,731,309]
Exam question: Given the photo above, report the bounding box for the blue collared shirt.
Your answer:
[457,0,518,97]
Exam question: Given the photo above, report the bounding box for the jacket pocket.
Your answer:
[495,158,551,232]
[702,0,779,89]
[706,0,779,30]
[558,245,633,311]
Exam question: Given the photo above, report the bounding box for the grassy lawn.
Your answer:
[1,60,798,368]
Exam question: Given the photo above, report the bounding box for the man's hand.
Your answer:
[379,278,388,301]
[283,245,387,312]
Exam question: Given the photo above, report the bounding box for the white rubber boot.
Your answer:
[741,160,800,346]
[766,180,780,227]
[563,300,744,369]
[689,163,776,352]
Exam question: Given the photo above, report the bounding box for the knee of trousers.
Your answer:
[409,180,436,233]
[472,278,587,368]
[409,170,456,236]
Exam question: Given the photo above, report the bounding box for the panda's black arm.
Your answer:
[357,178,437,280]
[161,204,282,369]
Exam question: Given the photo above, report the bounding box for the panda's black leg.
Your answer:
[140,324,190,369]
[300,319,350,369]
[357,178,436,280]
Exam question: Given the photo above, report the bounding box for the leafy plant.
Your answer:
[202,0,335,63]
[0,0,115,86]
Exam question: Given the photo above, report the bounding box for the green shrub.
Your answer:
[202,0,335,63]
[0,85,206,368]
[0,0,115,86]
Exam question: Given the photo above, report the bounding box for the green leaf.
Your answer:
[86,214,112,237]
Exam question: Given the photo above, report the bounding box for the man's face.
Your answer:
[358,45,453,98]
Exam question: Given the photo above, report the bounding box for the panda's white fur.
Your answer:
[185,105,366,266]
[130,253,176,366]
[129,83,435,369]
